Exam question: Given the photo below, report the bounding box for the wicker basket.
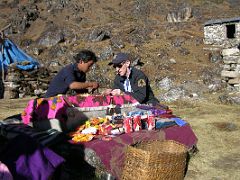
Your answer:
[121,140,188,180]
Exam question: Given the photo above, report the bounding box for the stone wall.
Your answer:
[221,47,240,90]
[236,23,240,38]
[204,22,240,47]
[2,64,55,99]
[204,24,226,45]
[204,21,240,91]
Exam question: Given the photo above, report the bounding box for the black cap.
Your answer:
[108,53,129,65]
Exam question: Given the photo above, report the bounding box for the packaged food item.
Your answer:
[81,127,98,134]
[141,118,148,130]
[123,116,133,133]
[132,115,142,131]
[128,110,143,117]
[90,118,101,125]
[106,96,116,116]
[71,133,94,143]
[111,115,124,124]
[98,124,113,135]
[155,118,176,129]
[111,127,124,135]
[147,115,155,130]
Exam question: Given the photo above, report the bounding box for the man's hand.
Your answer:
[102,89,121,95]
[89,82,99,94]
[111,89,121,95]
[90,82,99,89]
[102,89,113,95]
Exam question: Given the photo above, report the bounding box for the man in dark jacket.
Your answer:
[45,50,99,98]
[105,53,159,105]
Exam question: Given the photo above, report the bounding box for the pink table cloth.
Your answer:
[21,94,138,124]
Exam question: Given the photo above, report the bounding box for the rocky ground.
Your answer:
[0,0,239,102]
[0,0,240,179]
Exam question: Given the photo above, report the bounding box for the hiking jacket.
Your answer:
[113,67,159,104]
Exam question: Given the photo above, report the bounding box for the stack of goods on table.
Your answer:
[69,104,187,143]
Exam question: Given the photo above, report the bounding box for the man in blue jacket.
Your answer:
[45,50,99,98]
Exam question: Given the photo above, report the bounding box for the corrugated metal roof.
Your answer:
[204,17,240,26]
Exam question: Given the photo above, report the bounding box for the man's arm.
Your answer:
[69,81,99,91]
[102,77,123,95]
[113,77,122,90]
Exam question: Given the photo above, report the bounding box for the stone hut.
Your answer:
[204,17,240,47]
[204,17,240,91]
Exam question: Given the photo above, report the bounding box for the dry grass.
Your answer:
[0,98,32,119]
[0,96,240,179]
[167,97,240,180]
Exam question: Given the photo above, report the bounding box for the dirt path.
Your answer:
[0,97,240,179]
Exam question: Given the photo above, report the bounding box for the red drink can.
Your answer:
[147,115,155,130]
[132,115,142,131]
[141,119,148,130]
[123,116,133,133]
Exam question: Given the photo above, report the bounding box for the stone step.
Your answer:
[228,77,240,84]
[223,56,240,64]
[222,47,240,56]
[221,70,240,78]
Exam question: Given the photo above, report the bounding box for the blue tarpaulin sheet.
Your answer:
[0,39,39,71]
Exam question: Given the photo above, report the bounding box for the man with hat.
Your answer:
[45,49,99,98]
[104,52,160,105]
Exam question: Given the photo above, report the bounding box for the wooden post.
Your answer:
[0,24,12,98]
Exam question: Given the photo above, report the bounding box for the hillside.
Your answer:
[1,0,240,101]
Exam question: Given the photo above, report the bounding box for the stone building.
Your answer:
[204,17,240,91]
[204,17,240,47]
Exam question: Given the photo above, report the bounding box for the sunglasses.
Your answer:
[113,64,123,68]
[113,61,126,69]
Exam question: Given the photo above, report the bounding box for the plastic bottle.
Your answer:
[106,95,116,116]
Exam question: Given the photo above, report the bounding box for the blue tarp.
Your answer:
[0,39,39,71]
